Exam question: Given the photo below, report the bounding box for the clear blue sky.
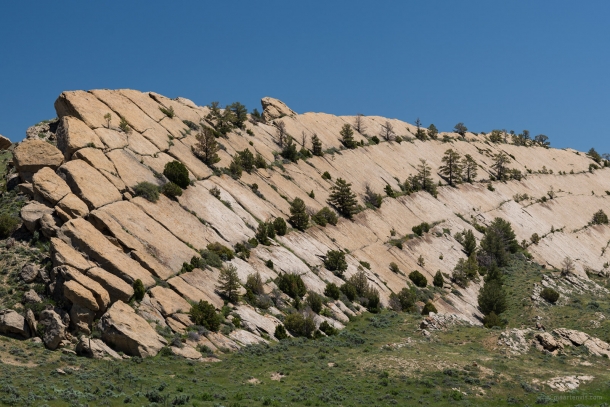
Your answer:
[1,1,609,153]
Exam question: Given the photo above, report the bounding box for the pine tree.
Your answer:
[463,229,476,256]
[462,154,478,183]
[454,122,468,137]
[288,198,309,231]
[433,270,444,287]
[194,126,221,165]
[340,124,356,149]
[416,159,437,197]
[354,113,366,134]
[439,149,462,186]
[492,152,510,180]
[478,279,507,316]
[228,102,248,128]
[328,178,358,218]
[414,118,427,141]
[218,264,241,303]
[427,123,439,139]
[276,120,287,147]
[311,133,323,156]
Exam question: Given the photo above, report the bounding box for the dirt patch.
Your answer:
[270,372,285,381]
[247,377,261,384]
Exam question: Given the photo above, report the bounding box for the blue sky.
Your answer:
[1,1,609,153]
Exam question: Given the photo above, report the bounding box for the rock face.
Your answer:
[0,134,11,150]
[261,97,296,122]
[98,301,167,357]
[0,310,31,338]
[32,167,71,205]
[56,115,104,159]
[75,335,121,359]
[39,309,67,349]
[21,202,54,232]
[13,139,63,180]
[57,160,122,210]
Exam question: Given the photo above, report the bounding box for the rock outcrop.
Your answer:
[0,310,31,338]
[0,134,11,150]
[13,139,63,181]
[38,309,67,349]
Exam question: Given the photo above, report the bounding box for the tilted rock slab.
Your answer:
[58,160,122,210]
[56,115,104,159]
[32,167,71,205]
[13,139,63,181]
[0,309,31,339]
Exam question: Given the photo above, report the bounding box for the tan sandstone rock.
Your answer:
[39,309,67,349]
[50,237,95,271]
[86,267,134,303]
[32,167,71,205]
[56,116,104,159]
[55,193,89,220]
[261,97,296,122]
[60,266,110,312]
[76,335,122,359]
[20,201,54,232]
[0,134,11,150]
[13,139,63,181]
[63,280,99,312]
[0,309,31,338]
[57,160,122,210]
[149,286,191,317]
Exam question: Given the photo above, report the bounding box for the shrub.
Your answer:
[190,300,221,332]
[319,320,337,336]
[530,233,540,245]
[255,222,271,245]
[273,217,287,236]
[274,324,288,340]
[133,279,145,301]
[412,222,430,237]
[283,313,316,338]
[322,171,332,180]
[365,289,381,313]
[340,283,357,301]
[391,287,415,312]
[306,291,323,313]
[288,198,309,231]
[217,265,240,303]
[245,272,264,295]
[0,214,19,238]
[163,161,190,189]
[540,287,559,304]
[277,273,306,298]
[134,182,160,202]
[421,301,437,315]
[324,250,347,276]
[209,186,221,199]
[206,242,234,261]
[483,311,504,328]
[199,250,222,268]
[433,270,444,287]
[324,283,341,300]
[312,207,338,227]
[409,270,427,287]
[161,182,182,199]
[592,209,609,225]
[478,280,507,315]
[265,259,274,269]
[159,105,175,118]
[119,116,131,133]
[389,262,400,273]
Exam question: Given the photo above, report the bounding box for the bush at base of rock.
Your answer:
[482,311,504,328]
[540,287,560,304]
[274,324,288,340]
[206,242,234,261]
[134,182,160,202]
[273,217,287,236]
[163,161,190,189]
[277,273,306,299]
[319,320,337,336]
[161,182,182,199]
[409,270,428,288]
[0,214,19,238]
[323,250,347,276]
[306,291,323,314]
[311,207,338,227]
[421,301,437,315]
[190,300,221,332]
[324,283,341,300]
[133,279,145,301]
[389,287,416,312]
[283,312,316,338]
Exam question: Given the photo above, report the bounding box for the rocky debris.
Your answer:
[553,328,610,357]
[55,116,104,159]
[171,345,202,360]
[544,375,594,392]
[229,329,268,346]
[206,331,240,352]
[20,201,54,232]
[0,309,31,338]
[18,182,34,197]
[23,289,42,304]
[533,273,609,305]
[20,263,41,283]
[70,304,95,334]
[149,286,191,317]
[86,267,134,303]
[39,308,68,349]
[58,160,122,210]
[98,301,167,357]
[419,312,470,331]
[40,213,62,238]
[32,167,71,205]
[55,193,90,221]
[0,134,12,150]
[498,329,532,355]
[261,97,296,122]
[136,294,167,328]
[75,335,122,359]
[13,139,63,181]
[25,118,58,142]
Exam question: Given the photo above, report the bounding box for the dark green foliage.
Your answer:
[281,137,299,162]
[199,249,223,268]
[312,207,338,227]
[234,242,251,260]
[411,222,430,237]
[427,123,438,139]
[245,272,264,295]
[265,259,274,269]
[180,255,208,273]
[592,209,609,225]
[134,182,160,202]
[384,184,396,198]
[273,217,287,236]
[328,178,358,218]
[479,218,519,268]
[587,148,602,164]
[277,273,306,298]
[340,283,357,301]
[274,324,288,340]
[119,116,131,133]
[364,185,383,209]
[163,161,189,189]
[190,300,221,332]
[160,182,182,199]
[365,289,381,313]
[540,287,559,304]
[478,280,507,316]
[319,320,338,336]
[463,229,476,256]
[0,214,19,238]
[159,105,175,118]
[311,134,323,156]
[133,279,145,301]
[340,123,356,149]
[408,270,427,287]
[288,198,309,231]
[228,157,243,179]
[218,265,240,303]
[322,171,332,180]
[283,313,316,338]
[324,283,341,300]
[206,242,235,261]
[324,250,347,276]
[255,222,271,245]
[227,102,248,129]
[254,153,267,169]
[421,301,437,315]
[454,122,467,136]
[389,262,400,274]
[452,254,479,288]
[306,291,323,313]
[433,270,444,287]
[392,287,416,311]
[236,149,255,173]
[483,311,504,328]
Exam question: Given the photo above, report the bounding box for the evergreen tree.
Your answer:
[463,229,476,256]
[462,154,478,183]
[228,102,248,128]
[478,279,507,316]
[492,152,510,181]
[414,118,427,141]
[433,270,444,287]
[276,120,287,147]
[194,125,221,166]
[427,123,438,140]
[190,300,221,332]
[217,265,241,303]
[454,122,468,137]
[479,218,519,268]
[281,137,299,162]
[340,123,356,149]
[237,148,255,173]
[255,222,271,245]
[133,279,145,301]
[354,113,366,134]
[311,133,323,156]
[417,159,437,197]
[288,197,309,231]
[489,130,504,143]
[364,184,383,208]
[439,149,462,186]
[328,178,358,218]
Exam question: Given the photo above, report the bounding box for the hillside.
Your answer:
[2,89,610,405]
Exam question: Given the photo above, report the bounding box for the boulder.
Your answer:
[32,167,71,205]
[20,201,54,232]
[39,308,67,350]
[60,266,110,312]
[57,160,122,210]
[13,139,63,181]
[554,328,589,346]
[23,289,42,304]
[137,294,167,328]
[18,182,34,198]
[0,309,31,338]
[535,332,563,352]
[171,345,202,360]
[55,116,104,159]
[0,134,11,150]
[50,237,95,271]
[166,316,187,334]
[75,335,121,359]
[149,286,191,316]
[70,304,95,334]
[261,97,296,122]
[20,263,40,283]
[98,301,167,357]
[40,213,61,238]
[63,280,99,312]
[25,309,37,335]
[25,119,58,141]
[86,267,134,303]
[55,193,89,220]
[54,90,121,130]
